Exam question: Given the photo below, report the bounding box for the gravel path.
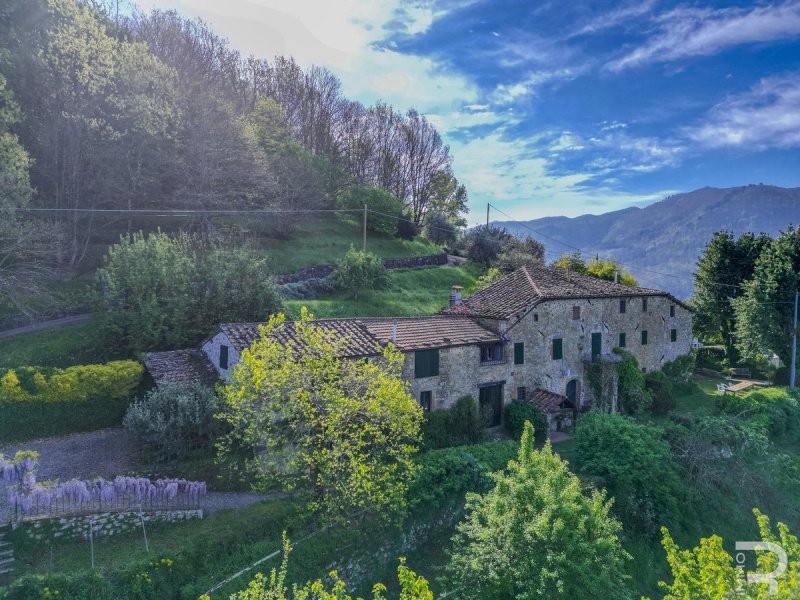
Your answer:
[0,429,264,523]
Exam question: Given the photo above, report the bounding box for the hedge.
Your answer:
[0,360,144,442]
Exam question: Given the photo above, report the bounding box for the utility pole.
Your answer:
[363,204,367,252]
[486,203,490,227]
[791,290,798,389]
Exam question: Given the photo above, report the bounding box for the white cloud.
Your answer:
[607,1,800,72]
[491,67,583,104]
[570,0,659,37]
[687,73,800,149]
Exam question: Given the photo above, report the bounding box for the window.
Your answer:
[514,342,525,365]
[517,386,527,401]
[641,330,648,345]
[480,343,504,364]
[572,306,581,320]
[219,345,229,370]
[533,313,539,322]
[419,391,432,411]
[620,299,626,314]
[618,332,626,348]
[670,305,676,318]
[642,297,648,312]
[671,328,677,342]
[591,332,602,357]
[552,338,563,360]
[414,349,439,378]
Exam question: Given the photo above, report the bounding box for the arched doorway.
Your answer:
[566,379,580,408]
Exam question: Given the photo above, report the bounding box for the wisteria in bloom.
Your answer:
[0,455,36,485]
[7,475,207,519]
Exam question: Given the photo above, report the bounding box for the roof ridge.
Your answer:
[521,265,541,296]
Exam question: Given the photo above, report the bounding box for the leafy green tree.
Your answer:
[692,231,771,363]
[222,534,433,600]
[425,171,468,228]
[656,509,800,599]
[337,185,404,235]
[217,310,422,523]
[330,247,390,299]
[462,225,512,266]
[95,231,282,353]
[395,213,420,240]
[575,412,682,535]
[614,350,652,415]
[446,422,632,599]
[734,226,800,367]
[424,212,458,246]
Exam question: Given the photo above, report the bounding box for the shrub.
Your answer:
[614,349,652,415]
[504,400,547,442]
[123,382,218,462]
[329,247,390,299]
[336,186,403,235]
[409,440,519,508]
[421,396,485,450]
[279,277,335,300]
[0,360,144,442]
[575,411,683,535]
[645,371,676,415]
[716,387,800,437]
[394,214,419,240]
[462,225,511,265]
[662,353,696,384]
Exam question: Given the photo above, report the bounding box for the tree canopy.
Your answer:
[552,252,638,286]
[217,309,423,523]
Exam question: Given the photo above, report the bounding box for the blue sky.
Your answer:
[138,0,800,222]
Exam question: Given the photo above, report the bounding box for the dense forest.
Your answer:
[0,0,467,311]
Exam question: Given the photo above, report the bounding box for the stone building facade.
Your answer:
[146,265,692,431]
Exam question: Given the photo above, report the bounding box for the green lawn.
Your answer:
[262,216,442,274]
[284,263,483,319]
[0,319,115,370]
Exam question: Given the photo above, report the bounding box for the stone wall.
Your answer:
[402,344,513,413]
[503,294,693,408]
[202,331,241,380]
[14,510,202,541]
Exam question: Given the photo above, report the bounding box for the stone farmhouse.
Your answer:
[145,265,693,432]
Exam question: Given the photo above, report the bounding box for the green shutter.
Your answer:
[415,349,440,378]
[641,330,648,345]
[552,338,563,360]
[514,342,524,365]
[618,332,626,348]
[591,332,602,357]
[671,328,677,342]
[219,345,229,370]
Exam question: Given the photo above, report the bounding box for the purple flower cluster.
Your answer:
[0,456,35,485]
[8,475,207,517]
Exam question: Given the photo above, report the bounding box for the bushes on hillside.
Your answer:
[123,382,218,462]
[645,371,677,415]
[336,186,404,235]
[394,214,419,240]
[716,387,800,437]
[504,400,547,442]
[421,396,486,450]
[96,231,282,354]
[329,247,390,299]
[614,350,652,415]
[0,361,143,442]
[575,411,683,535]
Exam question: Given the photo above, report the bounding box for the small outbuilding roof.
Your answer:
[144,349,218,387]
[527,388,570,413]
[443,264,690,319]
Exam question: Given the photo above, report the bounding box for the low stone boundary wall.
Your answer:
[277,253,448,284]
[13,509,203,541]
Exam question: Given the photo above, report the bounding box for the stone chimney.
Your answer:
[392,320,398,343]
[449,285,463,308]
[614,269,619,284]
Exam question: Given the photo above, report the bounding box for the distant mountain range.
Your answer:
[493,185,800,299]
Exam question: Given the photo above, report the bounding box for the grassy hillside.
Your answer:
[261,216,442,274]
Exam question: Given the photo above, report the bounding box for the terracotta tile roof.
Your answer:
[527,388,569,413]
[359,316,501,351]
[217,316,500,356]
[219,320,383,358]
[144,349,218,387]
[444,265,689,319]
